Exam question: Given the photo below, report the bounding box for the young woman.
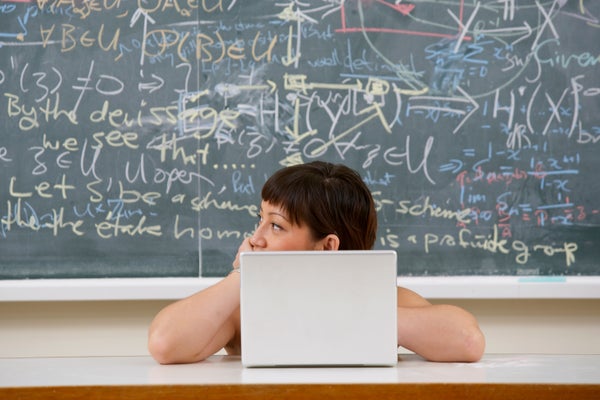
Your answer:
[148,161,485,364]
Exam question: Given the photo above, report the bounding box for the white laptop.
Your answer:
[239,250,398,367]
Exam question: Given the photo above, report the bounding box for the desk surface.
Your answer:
[1,354,598,400]
[1,353,599,386]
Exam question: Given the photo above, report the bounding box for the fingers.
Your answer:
[232,237,254,269]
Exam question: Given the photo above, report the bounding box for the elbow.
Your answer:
[148,330,174,365]
[461,326,486,362]
[451,307,486,363]
[148,327,208,365]
[148,327,190,365]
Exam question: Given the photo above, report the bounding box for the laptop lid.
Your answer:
[240,250,398,367]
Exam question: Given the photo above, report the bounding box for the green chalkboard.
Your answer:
[1,1,599,279]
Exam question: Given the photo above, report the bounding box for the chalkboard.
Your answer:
[1,0,598,279]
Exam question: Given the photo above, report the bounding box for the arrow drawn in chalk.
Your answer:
[138,73,164,93]
[130,8,156,67]
[408,86,479,134]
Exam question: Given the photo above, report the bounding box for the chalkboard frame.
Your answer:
[1,276,599,301]
[2,1,598,284]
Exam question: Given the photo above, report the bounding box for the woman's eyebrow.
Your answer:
[267,211,290,222]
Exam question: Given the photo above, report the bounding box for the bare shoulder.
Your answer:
[396,286,431,307]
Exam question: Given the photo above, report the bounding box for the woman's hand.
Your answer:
[232,237,254,269]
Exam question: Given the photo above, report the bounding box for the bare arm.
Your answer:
[147,272,241,364]
[147,239,253,364]
[396,287,485,362]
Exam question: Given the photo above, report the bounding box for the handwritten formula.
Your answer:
[0,0,598,278]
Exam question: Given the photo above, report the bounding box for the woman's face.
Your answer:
[251,201,324,251]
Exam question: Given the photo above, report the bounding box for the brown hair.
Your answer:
[261,161,377,250]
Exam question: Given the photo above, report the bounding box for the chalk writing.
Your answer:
[0,0,598,278]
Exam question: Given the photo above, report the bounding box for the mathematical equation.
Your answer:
[0,0,599,278]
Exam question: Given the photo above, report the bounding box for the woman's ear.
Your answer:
[319,234,340,251]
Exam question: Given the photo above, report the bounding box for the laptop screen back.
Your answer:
[240,250,398,367]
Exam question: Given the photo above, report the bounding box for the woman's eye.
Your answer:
[271,223,283,231]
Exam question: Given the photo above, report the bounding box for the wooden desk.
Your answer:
[1,354,598,399]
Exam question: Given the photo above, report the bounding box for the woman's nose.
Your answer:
[250,226,267,249]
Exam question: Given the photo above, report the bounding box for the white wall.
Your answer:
[1,299,599,358]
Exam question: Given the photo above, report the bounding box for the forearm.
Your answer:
[148,272,240,364]
[397,304,485,362]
